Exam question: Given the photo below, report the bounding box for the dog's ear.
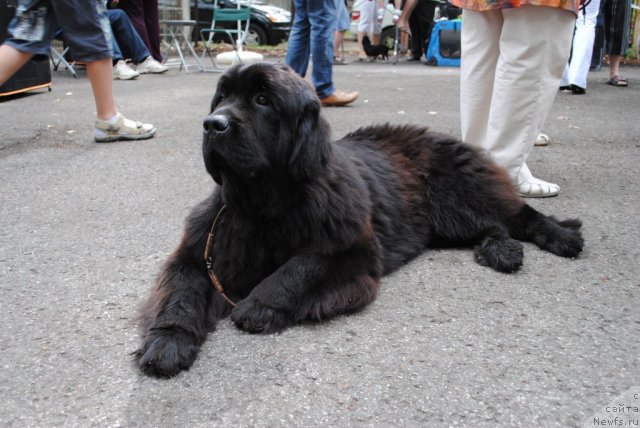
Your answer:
[289,90,332,182]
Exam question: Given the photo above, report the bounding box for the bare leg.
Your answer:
[357,31,367,59]
[0,44,33,86]
[397,0,417,30]
[609,54,622,78]
[85,58,117,121]
[334,30,345,59]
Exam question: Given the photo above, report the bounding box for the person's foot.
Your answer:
[320,90,359,107]
[136,56,168,74]
[516,177,559,198]
[570,84,586,94]
[607,75,628,87]
[333,56,347,65]
[515,164,559,198]
[534,133,550,146]
[113,60,140,80]
[94,112,156,143]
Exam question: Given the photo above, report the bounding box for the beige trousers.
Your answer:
[460,7,576,182]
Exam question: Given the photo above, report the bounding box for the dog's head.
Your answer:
[203,63,332,188]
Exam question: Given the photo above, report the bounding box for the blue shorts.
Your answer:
[335,0,350,32]
[5,0,113,62]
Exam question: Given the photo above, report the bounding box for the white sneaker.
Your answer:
[136,56,168,74]
[113,60,139,80]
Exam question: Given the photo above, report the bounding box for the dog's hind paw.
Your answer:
[134,327,199,377]
[231,298,292,334]
[545,227,584,258]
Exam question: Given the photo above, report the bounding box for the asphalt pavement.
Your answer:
[1,54,639,427]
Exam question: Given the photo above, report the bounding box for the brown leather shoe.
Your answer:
[320,90,359,107]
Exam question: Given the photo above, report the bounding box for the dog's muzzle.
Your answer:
[203,114,230,135]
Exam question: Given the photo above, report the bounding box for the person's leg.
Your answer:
[0,45,34,86]
[110,35,141,81]
[357,32,368,59]
[357,0,376,59]
[397,0,417,30]
[52,0,154,141]
[371,29,381,45]
[1,0,57,85]
[285,0,311,77]
[86,57,155,141]
[408,6,422,59]
[109,9,166,73]
[117,0,153,58]
[307,0,336,99]
[459,9,502,147]
[487,7,575,196]
[85,58,118,120]
[142,0,163,62]
[371,7,382,45]
[604,0,631,83]
[334,30,345,60]
[111,37,125,63]
[333,0,349,61]
[567,0,600,90]
[108,9,151,63]
[609,54,623,78]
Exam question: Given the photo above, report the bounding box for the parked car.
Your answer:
[191,0,291,46]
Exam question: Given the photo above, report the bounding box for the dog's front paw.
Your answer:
[230,298,292,334]
[134,327,200,377]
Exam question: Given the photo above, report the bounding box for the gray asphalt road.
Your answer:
[1,56,639,428]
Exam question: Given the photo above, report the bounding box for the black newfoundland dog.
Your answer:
[135,63,583,377]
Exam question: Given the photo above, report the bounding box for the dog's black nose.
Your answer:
[204,114,229,133]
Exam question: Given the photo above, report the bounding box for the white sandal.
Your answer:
[516,178,560,198]
[94,112,156,143]
[516,164,560,198]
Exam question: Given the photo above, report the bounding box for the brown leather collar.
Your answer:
[204,205,237,307]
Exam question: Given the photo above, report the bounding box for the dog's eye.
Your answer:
[255,95,268,106]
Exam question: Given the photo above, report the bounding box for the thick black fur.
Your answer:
[134,63,584,377]
[363,35,389,61]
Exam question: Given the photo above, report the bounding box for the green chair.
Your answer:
[200,6,251,68]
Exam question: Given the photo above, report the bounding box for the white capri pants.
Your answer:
[357,0,382,34]
[460,6,576,182]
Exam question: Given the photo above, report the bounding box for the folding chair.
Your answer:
[49,29,78,78]
[161,19,204,72]
[200,6,251,68]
